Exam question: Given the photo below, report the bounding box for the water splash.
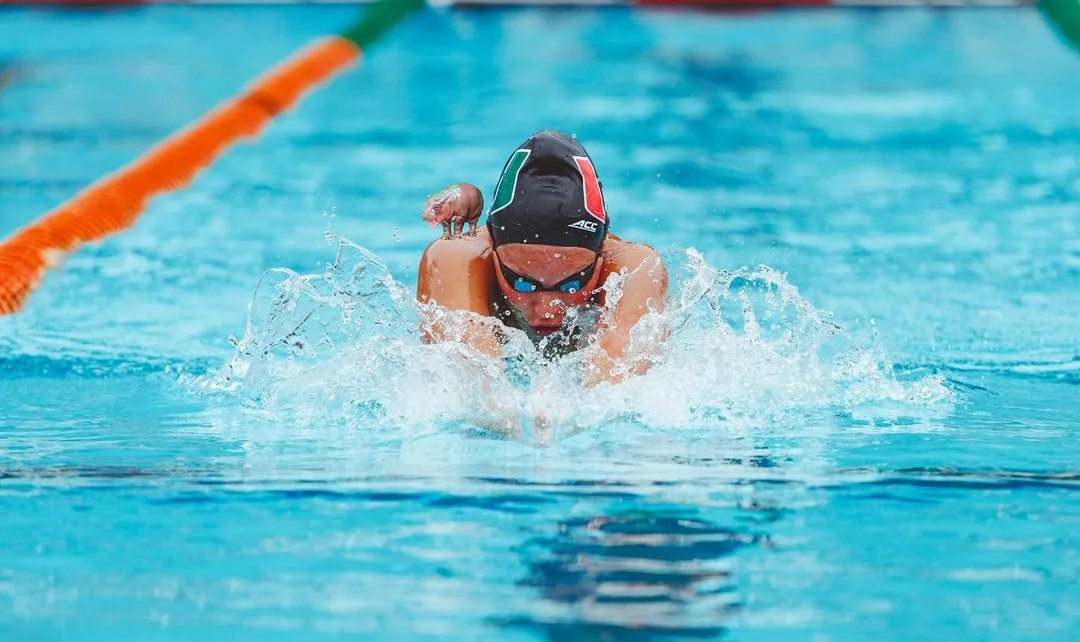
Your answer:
[191,238,950,441]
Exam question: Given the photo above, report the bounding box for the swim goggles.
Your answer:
[496,252,600,294]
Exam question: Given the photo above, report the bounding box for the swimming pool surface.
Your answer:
[2,5,1079,641]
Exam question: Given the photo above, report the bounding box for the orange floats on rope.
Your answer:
[0,36,360,315]
[0,0,423,315]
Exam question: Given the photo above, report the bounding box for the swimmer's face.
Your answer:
[493,243,604,336]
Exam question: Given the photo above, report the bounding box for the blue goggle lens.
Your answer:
[513,278,538,293]
[498,253,599,294]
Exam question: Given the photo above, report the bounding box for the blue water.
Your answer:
[2,5,1080,641]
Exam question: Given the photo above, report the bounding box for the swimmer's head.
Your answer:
[486,130,609,252]
[486,131,609,337]
[492,242,603,338]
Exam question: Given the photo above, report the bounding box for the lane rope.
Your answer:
[0,0,423,315]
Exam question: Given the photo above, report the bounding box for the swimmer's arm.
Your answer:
[416,233,502,359]
[416,233,556,441]
[417,232,546,439]
[584,244,669,387]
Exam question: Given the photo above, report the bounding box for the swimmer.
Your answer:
[417,130,668,387]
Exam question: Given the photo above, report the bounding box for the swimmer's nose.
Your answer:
[524,295,566,321]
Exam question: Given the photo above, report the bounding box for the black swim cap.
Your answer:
[486,130,609,252]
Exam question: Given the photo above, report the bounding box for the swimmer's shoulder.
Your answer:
[420,226,495,271]
[417,226,496,311]
[600,234,665,276]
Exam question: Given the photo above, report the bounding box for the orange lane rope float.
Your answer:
[0,0,423,315]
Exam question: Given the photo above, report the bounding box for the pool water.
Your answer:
[2,5,1079,641]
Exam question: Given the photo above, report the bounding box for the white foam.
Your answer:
[189,237,951,442]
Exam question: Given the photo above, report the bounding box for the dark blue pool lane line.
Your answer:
[0,353,219,378]
[2,466,1080,491]
[3,354,1076,383]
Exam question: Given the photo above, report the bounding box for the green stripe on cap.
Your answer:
[340,0,424,50]
[1042,0,1080,52]
[490,149,530,213]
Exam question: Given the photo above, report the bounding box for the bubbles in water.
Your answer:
[191,238,951,442]
[323,204,338,242]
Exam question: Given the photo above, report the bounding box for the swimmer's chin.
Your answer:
[531,325,561,337]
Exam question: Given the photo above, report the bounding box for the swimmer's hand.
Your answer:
[421,182,484,239]
[529,412,554,448]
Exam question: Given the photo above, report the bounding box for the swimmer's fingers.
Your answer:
[530,413,554,447]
